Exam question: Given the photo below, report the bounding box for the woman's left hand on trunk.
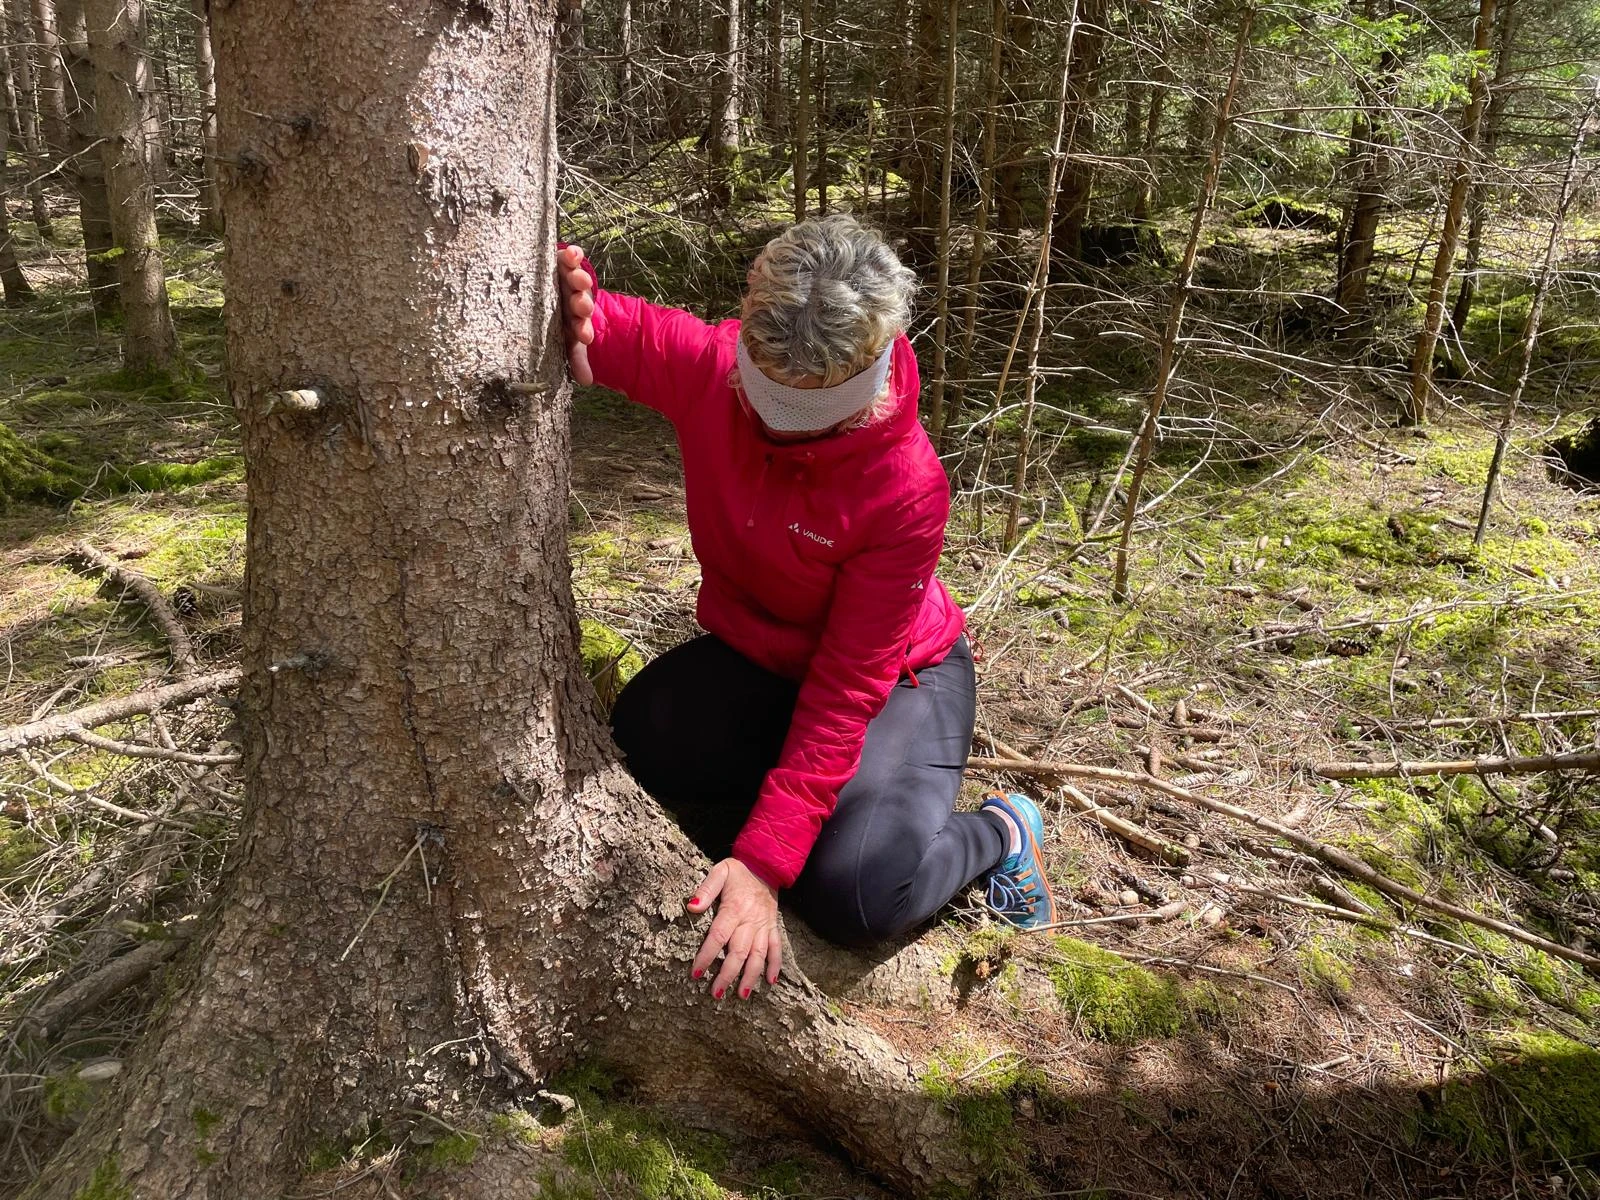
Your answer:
[687,858,781,999]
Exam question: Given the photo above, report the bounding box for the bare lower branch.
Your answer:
[0,669,241,756]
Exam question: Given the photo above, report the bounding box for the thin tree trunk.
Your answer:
[712,0,740,154]
[924,0,958,442]
[85,0,178,369]
[5,0,54,235]
[1406,0,1497,426]
[1333,0,1394,318]
[615,0,633,105]
[56,0,119,316]
[558,0,585,116]
[904,0,941,259]
[136,0,168,187]
[25,4,973,1196]
[28,0,67,154]
[813,0,826,214]
[1132,66,1166,222]
[191,0,221,233]
[793,0,810,219]
[1111,11,1253,601]
[1050,0,1106,266]
[938,0,1003,455]
[1475,83,1596,544]
[764,0,784,134]
[1002,4,1083,547]
[1450,0,1518,333]
[0,110,36,301]
[992,0,1032,234]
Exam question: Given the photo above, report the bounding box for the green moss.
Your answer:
[562,1112,725,1200]
[0,419,89,509]
[1045,937,1184,1042]
[487,1109,542,1144]
[411,1131,481,1172]
[191,1105,222,1163]
[43,1070,96,1123]
[1422,1031,1600,1167]
[920,1045,1042,1191]
[1298,938,1355,1001]
[107,456,242,494]
[0,819,46,877]
[72,1159,130,1200]
[580,618,644,710]
[752,1158,811,1198]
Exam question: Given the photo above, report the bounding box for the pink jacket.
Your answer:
[582,273,966,889]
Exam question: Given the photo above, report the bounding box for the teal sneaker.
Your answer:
[980,791,1056,929]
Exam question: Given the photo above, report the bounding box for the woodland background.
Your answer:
[0,0,1598,1195]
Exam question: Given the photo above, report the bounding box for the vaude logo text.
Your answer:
[788,522,835,548]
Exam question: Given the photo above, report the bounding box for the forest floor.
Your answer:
[0,186,1597,1200]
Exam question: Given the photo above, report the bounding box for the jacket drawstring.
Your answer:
[745,453,773,528]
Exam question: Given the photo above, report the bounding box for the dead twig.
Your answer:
[66,542,200,680]
[1312,749,1600,781]
[15,916,200,1040]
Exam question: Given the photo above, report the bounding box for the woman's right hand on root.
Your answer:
[557,244,595,386]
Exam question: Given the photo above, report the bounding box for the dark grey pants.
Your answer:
[610,634,1005,947]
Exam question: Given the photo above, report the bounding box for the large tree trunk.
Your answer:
[85,0,178,371]
[191,0,222,235]
[55,0,119,316]
[26,3,969,1196]
[1406,0,1496,424]
[1449,0,1517,333]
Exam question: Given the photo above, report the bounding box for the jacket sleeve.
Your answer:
[566,248,724,425]
[730,481,951,889]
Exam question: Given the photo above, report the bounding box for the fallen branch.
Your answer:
[0,670,242,756]
[966,756,1600,972]
[970,736,1190,865]
[67,541,199,679]
[1313,749,1600,781]
[1355,708,1600,732]
[18,916,200,1040]
[67,728,240,767]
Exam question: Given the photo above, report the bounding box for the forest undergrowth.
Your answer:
[1,175,1598,1199]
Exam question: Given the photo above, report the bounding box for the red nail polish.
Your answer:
[739,987,750,999]
[685,896,699,907]
[768,975,778,985]
[692,969,703,979]
[713,988,725,1000]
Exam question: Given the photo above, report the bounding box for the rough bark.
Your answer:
[4,0,55,236]
[813,0,827,213]
[903,0,942,259]
[1406,0,1496,425]
[1335,0,1397,317]
[710,0,741,157]
[0,110,36,301]
[85,0,178,371]
[1449,0,1518,333]
[26,3,971,1196]
[55,0,119,315]
[764,0,784,133]
[28,0,68,154]
[793,0,811,218]
[191,0,222,234]
[938,0,1004,453]
[1049,0,1106,267]
[923,0,957,442]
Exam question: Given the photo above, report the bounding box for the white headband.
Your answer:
[736,337,893,433]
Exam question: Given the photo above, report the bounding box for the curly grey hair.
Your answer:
[740,215,918,389]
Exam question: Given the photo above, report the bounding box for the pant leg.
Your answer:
[788,637,1004,948]
[610,635,798,860]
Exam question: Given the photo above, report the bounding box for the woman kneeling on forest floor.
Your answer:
[558,216,1056,1000]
